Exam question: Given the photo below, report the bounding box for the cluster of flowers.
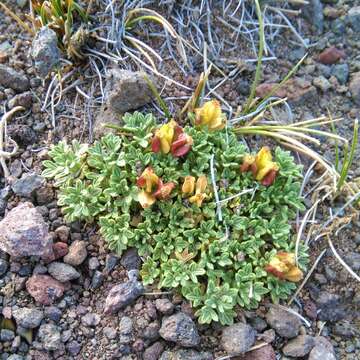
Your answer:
[135,99,303,283]
[137,100,224,209]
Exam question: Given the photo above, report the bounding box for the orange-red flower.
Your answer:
[265,252,303,282]
[151,120,192,157]
[153,180,175,200]
[240,147,279,186]
[136,167,175,208]
[195,100,226,131]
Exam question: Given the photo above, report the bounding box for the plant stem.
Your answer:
[143,74,171,119]
[337,119,358,191]
[243,0,264,114]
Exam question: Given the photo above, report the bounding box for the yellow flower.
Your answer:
[137,190,156,208]
[189,175,208,207]
[265,252,303,282]
[195,100,226,131]
[182,176,196,195]
[136,167,159,193]
[153,120,177,154]
[255,146,279,181]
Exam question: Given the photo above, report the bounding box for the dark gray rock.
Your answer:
[309,336,336,360]
[104,280,144,314]
[10,159,22,178]
[120,247,141,270]
[0,64,29,91]
[265,306,301,338]
[81,313,100,327]
[44,306,62,322]
[12,174,44,198]
[332,321,358,338]
[103,327,117,340]
[48,262,80,282]
[344,252,360,270]
[88,257,100,270]
[127,269,139,282]
[331,19,345,35]
[143,341,164,360]
[309,345,336,360]
[159,312,200,347]
[160,349,213,360]
[38,323,62,351]
[221,323,256,355]
[93,106,122,138]
[119,316,133,344]
[31,26,60,78]
[105,69,154,114]
[0,329,15,341]
[8,91,33,109]
[347,6,360,32]
[316,291,346,321]
[313,76,331,92]
[6,354,23,360]
[91,270,104,289]
[13,307,44,328]
[7,124,37,147]
[155,298,174,315]
[142,321,160,341]
[282,335,315,357]
[0,202,53,258]
[331,64,349,85]
[66,340,81,356]
[104,253,119,273]
[0,259,8,276]
[302,0,324,34]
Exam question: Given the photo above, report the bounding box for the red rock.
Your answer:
[53,242,68,259]
[0,202,53,259]
[0,51,8,64]
[318,47,346,64]
[235,344,276,360]
[43,242,68,263]
[26,275,65,305]
[256,78,316,105]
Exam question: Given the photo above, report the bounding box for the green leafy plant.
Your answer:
[43,111,308,325]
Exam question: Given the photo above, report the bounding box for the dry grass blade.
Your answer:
[180,65,212,116]
[126,8,177,37]
[327,235,360,282]
[0,106,24,178]
[0,2,35,35]
[244,0,264,113]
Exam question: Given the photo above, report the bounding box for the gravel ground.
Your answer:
[0,1,359,359]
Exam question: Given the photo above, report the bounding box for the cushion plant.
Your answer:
[43,103,308,325]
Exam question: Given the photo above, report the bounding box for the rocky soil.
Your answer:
[0,0,359,359]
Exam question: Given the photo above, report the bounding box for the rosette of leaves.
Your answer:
[43,111,308,325]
